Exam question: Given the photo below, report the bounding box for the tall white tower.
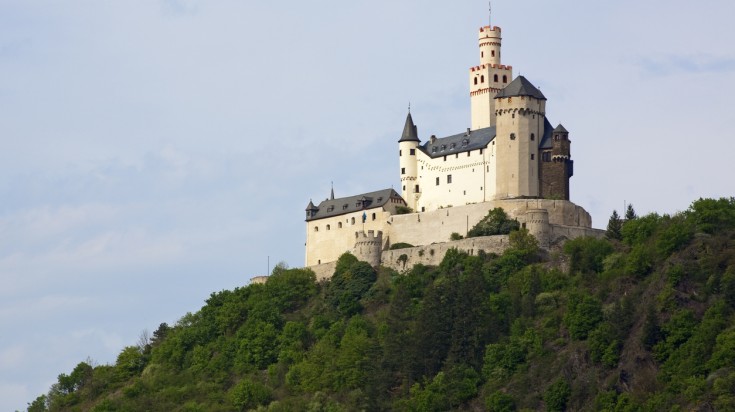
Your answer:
[469,25,513,130]
[398,111,420,210]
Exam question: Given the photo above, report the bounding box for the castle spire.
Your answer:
[398,110,420,142]
[330,182,335,200]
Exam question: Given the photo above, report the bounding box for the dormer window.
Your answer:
[343,204,348,210]
[431,147,437,153]
[450,143,456,149]
[327,205,334,212]
[441,145,446,151]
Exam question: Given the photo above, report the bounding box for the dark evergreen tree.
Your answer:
[625,203,637,221]
[606,210,623,240]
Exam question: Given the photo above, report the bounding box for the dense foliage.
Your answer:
[29,198,735,411]
[467,207,520,238]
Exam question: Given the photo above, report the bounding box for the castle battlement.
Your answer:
[470,64,512,71]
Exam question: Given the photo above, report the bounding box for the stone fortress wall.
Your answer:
[299,199,604,281]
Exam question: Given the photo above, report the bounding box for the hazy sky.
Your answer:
[1,0,734,409]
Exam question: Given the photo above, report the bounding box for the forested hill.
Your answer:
[28,198,735,411]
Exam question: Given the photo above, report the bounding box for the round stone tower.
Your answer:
[352,230,383,268]
[525,209,551,248]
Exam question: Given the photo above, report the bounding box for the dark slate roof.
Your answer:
[538,117,555,149]
[495,75,546,100]
[398,112,420,142]
[554,124,568,133]
[419,126,496,158]
[306,188,404,221]
[305,200,317,211]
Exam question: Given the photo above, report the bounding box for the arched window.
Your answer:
[491,50,495,57]
[481,75,485,83]
[351,217,355,225]
[372,213,376,221]
[474,77,478,85]
[494,74,498,82]
[326,224,330,230]
[314,226,319,232]
[502,75,508,83]
[338,222,343,228]
[530,133,535,141]
[481,51,484,58]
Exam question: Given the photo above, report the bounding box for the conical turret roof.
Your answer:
[398,112,420,142]
[305,200,318,211]
[495,76,547,100]
[554,124,568,133]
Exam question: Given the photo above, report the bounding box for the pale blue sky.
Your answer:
[1,1,734,409]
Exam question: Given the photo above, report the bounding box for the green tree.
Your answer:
[229,378,271,411]
[27,394,48,412]
[486,390,516,411]
[607,210,623,240]
[468,208,520,237]
[544,379,571,412]
[116,346,145,380]
[565,294,603,340]
[563,237,614,274]
[625,204,637,221]
[688,197,735,234]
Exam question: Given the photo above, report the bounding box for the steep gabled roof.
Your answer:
[398,112,420,142]
[419,126,495,158]
[305,188,405,221]
[495,75,546,100]
[538,117,555,149]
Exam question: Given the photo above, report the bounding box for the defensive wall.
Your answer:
[384,199,594,248]
[253,200,603,284]
[381,235,510,272]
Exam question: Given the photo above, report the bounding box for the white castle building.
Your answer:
[303,17,600,277]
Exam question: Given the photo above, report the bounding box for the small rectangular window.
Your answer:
[531,154,535,160]
[410,149,415,155]
[415,184,419,193]
[447,174,452,184]
[401,167,406,175]
[436,177,440,186]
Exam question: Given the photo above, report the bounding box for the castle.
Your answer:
[302,17,602,279]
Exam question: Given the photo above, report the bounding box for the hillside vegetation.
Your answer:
[28,198,735,411]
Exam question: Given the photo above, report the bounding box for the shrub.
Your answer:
[544,379,571,412]
[563,237,614,275]
[565,294,603,340]
[485,390,516,411]
[468,208,520,237]
[390,242,414,250]
[395,205,414,215]
[450,232,464,241]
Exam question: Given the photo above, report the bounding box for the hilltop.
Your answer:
[28,197,735,411]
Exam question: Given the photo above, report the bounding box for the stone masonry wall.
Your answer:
[381,235,510,272]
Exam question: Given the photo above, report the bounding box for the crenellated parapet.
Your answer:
[352,230,383,268]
